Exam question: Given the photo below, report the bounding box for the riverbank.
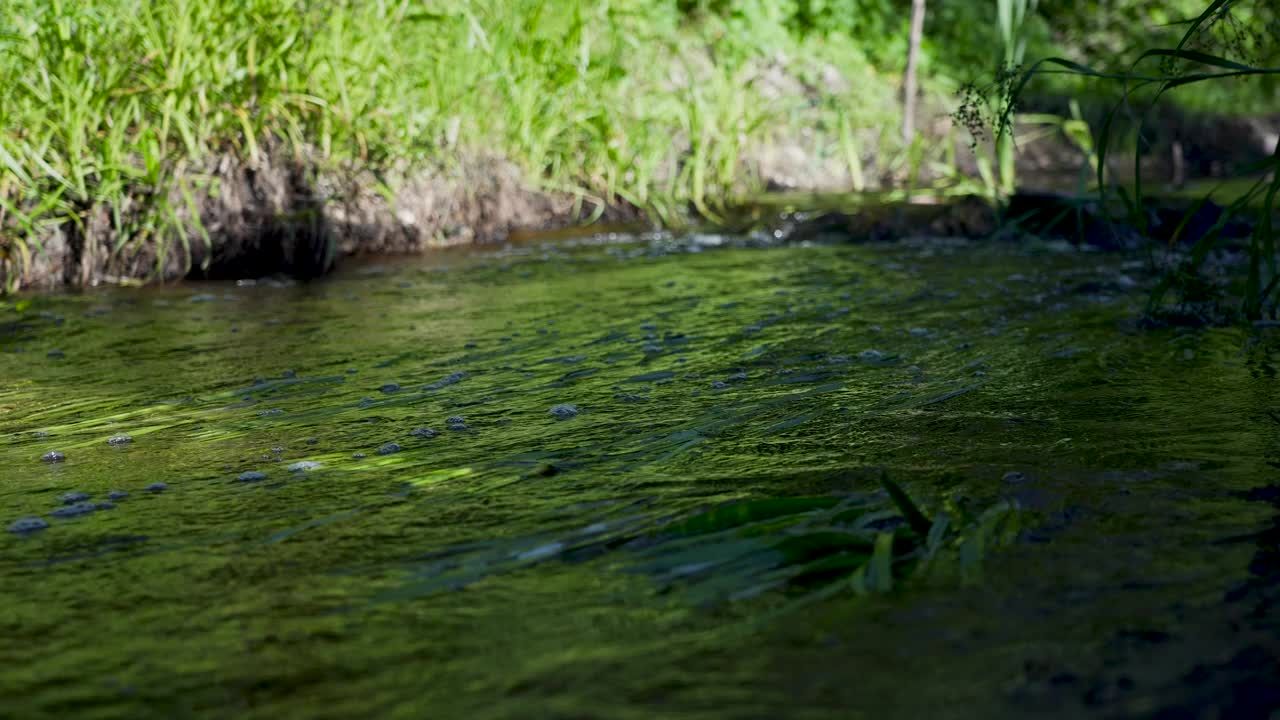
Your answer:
[1,0,1276,291]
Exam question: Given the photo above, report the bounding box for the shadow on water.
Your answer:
[1,229,1278,718]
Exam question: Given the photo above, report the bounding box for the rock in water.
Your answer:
[548,404,580,420]
[50,502,96,518]
[8,517,49,534]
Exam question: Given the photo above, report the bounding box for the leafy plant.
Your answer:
[998,0,1280,321]
[630,474,1020,605]
[995,0,1041,194]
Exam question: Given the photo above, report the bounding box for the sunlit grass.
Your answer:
[0,0,900,290]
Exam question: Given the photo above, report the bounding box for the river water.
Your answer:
[2,232,1277,719]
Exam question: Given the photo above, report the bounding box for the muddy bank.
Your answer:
[4,150,644,292]
[740,189,1269,253]
[3,105,1276,293]
[1012,96,1280,188]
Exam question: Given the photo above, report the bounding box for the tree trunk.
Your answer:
[901,0,928,145]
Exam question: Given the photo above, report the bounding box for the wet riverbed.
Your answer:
[2,232,1277,719]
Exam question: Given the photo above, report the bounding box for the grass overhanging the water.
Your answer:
[0,0,907,288]
[993,0,1280,321]
[3,0,1277,293]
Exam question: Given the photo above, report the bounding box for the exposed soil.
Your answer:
[5,149,644,292]
[3,101,1276,292]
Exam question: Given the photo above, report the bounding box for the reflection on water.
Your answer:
[1,234,1277,718]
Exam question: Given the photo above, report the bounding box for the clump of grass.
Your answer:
[0,0,904,291]
[630,473,1021,606]
[987,0,1280,322]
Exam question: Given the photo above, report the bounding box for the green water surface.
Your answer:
[2,234,1277,719]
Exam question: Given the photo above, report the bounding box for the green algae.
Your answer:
[1,236,1278,718]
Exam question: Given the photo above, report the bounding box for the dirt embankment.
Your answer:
[4,97,1276,293]
[5,150,644,292]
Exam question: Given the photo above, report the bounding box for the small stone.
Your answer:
[47,349,65,359]
[380,383,401,394]
[287,461,322,473]
[107,435,133,446]
[530,462,560,477]
[409,428,439,438]
[107,490,129,501]
[858,350,884,362]
[305,438,318,445]
[909,328,930,337]
[257,408,284,417]
[282,369,297,378]
[237,471,268,483]
[549,404,579,420]
[352,452,367,459]
[145,482,168,493]
[8,517,49,534]
[271,446,286,454]
[424,372,467,391]
[41,451,65,463]
[50,502,96,518]
[446,416,466,425]
[377,442,401,456]
[58,492,91,505]
[1002,471,1027,484]
[711,381,729,390]
[94,502,116,511]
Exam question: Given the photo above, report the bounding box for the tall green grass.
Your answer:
[0,0,902,290]
[1003,0,1280,321]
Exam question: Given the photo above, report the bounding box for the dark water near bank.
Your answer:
[2,233,1278,719]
